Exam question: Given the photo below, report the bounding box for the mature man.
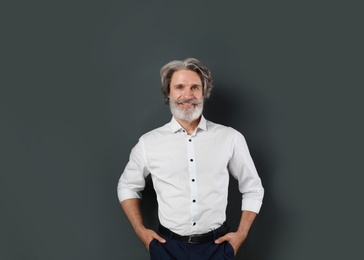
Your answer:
[117,58,264,259]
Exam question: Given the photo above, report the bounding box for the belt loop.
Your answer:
[169,230,173,240]
[212,229,217,240]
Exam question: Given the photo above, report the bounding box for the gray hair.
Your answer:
[160,58,213,104]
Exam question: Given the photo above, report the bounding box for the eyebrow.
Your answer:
[172,84,184,88]
[172,83,202,88]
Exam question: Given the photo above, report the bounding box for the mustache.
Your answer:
[175,99,203,105]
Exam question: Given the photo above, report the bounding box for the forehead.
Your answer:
[170,70,202,85]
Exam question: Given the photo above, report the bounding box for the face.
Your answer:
[169,70,204,122]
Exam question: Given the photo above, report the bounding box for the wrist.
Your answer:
[133,223,147,233]
[236,228,248,239]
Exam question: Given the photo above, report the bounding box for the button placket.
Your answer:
[187,135,198,228]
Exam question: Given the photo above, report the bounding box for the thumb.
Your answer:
[154,234,167,244]
[214,234,228,244]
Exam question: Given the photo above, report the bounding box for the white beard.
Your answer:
[169,99,204,122]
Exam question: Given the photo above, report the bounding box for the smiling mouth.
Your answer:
[179,102,195,108]
[176,99,200,105]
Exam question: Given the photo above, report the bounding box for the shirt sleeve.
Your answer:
[117,137,150,202]
[228,131,264,213]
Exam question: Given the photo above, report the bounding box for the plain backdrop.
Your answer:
[1,1,363,259]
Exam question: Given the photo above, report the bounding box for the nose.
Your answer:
[182,87,193,99]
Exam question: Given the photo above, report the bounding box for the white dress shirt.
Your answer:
[117,116,264,236]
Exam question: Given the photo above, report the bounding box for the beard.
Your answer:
[169,98,204,122]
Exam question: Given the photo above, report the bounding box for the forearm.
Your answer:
[120,198,166,249]
[215,210,257,255]
[236,210,257,238]
[121,198,145,232]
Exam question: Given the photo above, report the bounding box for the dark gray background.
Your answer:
[1,1,363,259]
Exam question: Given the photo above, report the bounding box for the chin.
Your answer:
[170,100,203,122]
[175,110,202,122]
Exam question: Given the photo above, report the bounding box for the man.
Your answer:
[117,58,264,259]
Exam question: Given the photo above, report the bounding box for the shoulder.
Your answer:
[206,119,241,136]
[139,122,171,141]
[205,120,248,147]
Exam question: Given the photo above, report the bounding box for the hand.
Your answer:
[135,226,166,250]
[214,231,247,256]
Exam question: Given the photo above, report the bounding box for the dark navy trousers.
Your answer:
[149,231,234,260]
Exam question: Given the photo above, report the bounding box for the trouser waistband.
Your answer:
[158,223,229,244]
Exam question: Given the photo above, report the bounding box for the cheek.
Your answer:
[170,92,181,100]
[168,90,177,99]
[195,91,204,100]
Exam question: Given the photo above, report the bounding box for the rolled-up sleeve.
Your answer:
[117,138,150,202]
[228,132,264,213]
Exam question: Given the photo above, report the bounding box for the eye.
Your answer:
[191,85,200,90]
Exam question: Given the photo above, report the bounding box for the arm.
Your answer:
[215,210,257,255]
[218,131,263,255]
[121,198,166,250]
[118,140,165,249]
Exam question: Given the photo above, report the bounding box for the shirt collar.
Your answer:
[170,115,207,133]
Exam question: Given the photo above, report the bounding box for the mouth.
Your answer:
[176,99,200,106]
[178,102,195,108]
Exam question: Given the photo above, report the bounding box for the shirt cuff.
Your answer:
[241,199,263,213]
[117,188,142,202]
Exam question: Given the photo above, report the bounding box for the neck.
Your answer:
[174,115,201,135]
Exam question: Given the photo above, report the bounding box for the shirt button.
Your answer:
[193,222,196,226]
[192,179,195,182]
[192,199,196,203]
[189,139,192,142]
[190,159,193,162]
